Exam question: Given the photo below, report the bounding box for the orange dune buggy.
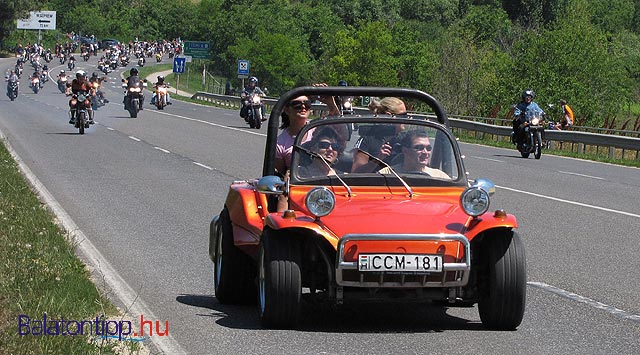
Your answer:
[209,87,526,329]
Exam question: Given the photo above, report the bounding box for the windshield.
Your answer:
[290,118,463,187]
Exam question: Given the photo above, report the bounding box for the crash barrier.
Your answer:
[191,91,640,161]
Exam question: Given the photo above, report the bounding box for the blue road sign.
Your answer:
[238,60,249,76]
[173,57,186,74]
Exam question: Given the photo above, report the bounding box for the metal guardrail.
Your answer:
[191,92,640,160]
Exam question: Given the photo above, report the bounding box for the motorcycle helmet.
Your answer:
[157,75,165,82]
[130,67,139,76]
[338,80,348,86]
[75,69,86,78]
[60,70,65,74]
[522,89,535,100]
[249,76,258,84]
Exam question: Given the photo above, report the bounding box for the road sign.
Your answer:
[17,11,57,30]
[238,60,249,78]
[173,57,186,74]
[183,41,210,59]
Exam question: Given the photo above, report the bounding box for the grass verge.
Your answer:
[0,140,140,354]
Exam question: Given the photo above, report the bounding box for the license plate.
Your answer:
[358,254,443,273]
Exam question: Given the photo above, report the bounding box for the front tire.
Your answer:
[534,131,542,159]
[259,231,302,328]
[253,107,262,129]
[213,208,256,304]
[478,230,526,330]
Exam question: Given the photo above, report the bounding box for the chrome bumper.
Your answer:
[335,234,470,288]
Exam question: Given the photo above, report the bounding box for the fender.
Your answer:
[463,211,518,240]
[264,213,339,249]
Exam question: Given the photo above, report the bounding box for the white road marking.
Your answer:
[154,147,170,154]
[107,127,115,131]
[497,185,640,219]
[470,156,504,163]
[528,282,640,325]
[128,136,141,142]
[558,171,604,180]
[193,162,213,170]
[154,111,265,136]
[0,129,186,354]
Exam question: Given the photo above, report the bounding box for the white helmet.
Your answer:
[75,69,86,78]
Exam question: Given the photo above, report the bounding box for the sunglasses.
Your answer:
[412,144,432,152]
[318,141,342,151]
[288,100,312,110]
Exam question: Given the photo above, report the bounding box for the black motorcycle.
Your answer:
[122,79,146,118]
[67,58,75,70]
[243,92,264,129]
[514,110,545,159]
[71,92,91,134]
[6,81,19,101]
[57,75,69,93]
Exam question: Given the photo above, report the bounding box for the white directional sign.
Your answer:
[17,11,57,30]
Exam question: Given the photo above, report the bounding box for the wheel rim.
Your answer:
[258,246,266,315]
[215,223,223,288]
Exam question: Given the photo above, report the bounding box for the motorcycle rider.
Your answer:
[67,70,95,124]
[512,89,545,144]
[89,72,109,107]
[150,75,171,106]
[240,76,266,121]
[5,70,19,97]
[123,67,144,110]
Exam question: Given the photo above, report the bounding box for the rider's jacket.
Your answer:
[6,74,18,82]
[514,101,544,124]
[241,86,265,98]
[69,79,92,95]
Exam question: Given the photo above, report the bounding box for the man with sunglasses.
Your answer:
[378,130,450,179]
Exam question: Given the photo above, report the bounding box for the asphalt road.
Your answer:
[1,56,639,355]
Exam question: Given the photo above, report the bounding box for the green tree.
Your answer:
[0,0,44,46]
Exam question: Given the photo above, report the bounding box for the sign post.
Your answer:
[238,59,249,88]
[173,57,186,94]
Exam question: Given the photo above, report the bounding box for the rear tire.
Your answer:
[213,208,256,304]
[478,230,526,330]
[259,231,302,328]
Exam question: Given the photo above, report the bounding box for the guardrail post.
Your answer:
[577,143,584,154]
[609,146,615,159]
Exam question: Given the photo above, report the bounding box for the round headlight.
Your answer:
[460,187,490,217]
[305,187,335,218]
[531,118,540,125]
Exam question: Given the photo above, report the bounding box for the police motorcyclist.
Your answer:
[150,75,171,105]
[123,67,145,110]
[240,76,266,121]
[512,89,545,144]
[67,70,95,124]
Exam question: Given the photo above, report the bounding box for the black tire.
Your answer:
[247,109,256,128]
[33,86,39,94]
[258,231,302,328]
[78,112,85,135]
[534,131,542,159]
[520,151,530,158]
[253,107,262,129]
[478,230,526,330]
[213,208,256,304]
[129,100,139,118]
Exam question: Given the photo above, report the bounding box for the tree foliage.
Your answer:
[2,0,639,125]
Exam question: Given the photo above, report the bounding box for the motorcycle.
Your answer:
[244,92,264,129]
[122,79,146,118]
[91,80,107,109]
[15,65,22,78]
[44,51,53,63]
[514,109,545,159]
[57,75,68,93]
[67,58,75,70]
[82,51,90,61]
[40,69,49,84]
[155,84,169,110]
[155,53,162,62]
[70,92,91,134]
[30,77,40,94]
[6,80,19,101]
[59,53,66,64]
[137,56,145,67]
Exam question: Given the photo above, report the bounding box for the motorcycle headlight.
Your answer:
[460,187,490,217]
[305,187,335,218]
[343,101,352,109]
[129,87,141,92]
[531,118,540,125]
[252,96,261,104]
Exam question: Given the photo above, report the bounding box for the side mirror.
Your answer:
[256,176,285,195]
[472,178,496,196]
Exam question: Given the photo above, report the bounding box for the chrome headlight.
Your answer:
[305,187,335,218]
[531,117,540,125]
[460,187,490,217]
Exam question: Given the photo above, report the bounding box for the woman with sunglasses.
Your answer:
[298,127,344,177]
[274,84,339,175]
[378,130,450,179]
